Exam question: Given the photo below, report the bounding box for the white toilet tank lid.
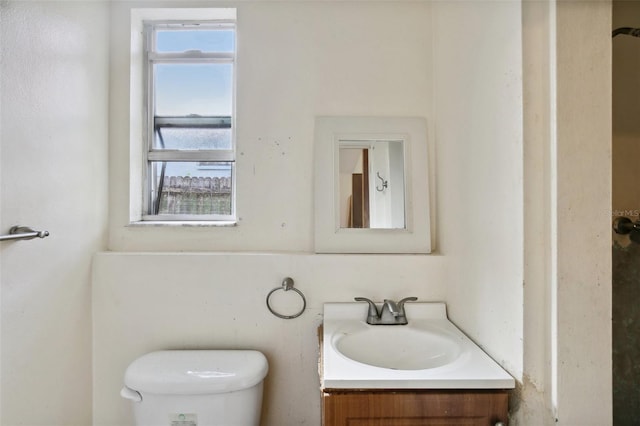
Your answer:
[124,350,268,395]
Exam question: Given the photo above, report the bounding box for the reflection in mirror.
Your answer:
[314,116,431,254]
[339,140,405,229]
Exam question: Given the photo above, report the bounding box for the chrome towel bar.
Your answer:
[0,226,49,242]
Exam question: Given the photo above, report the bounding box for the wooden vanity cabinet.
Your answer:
[321,389,509,426]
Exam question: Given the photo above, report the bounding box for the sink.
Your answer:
[321,302,516,389]
[332,321,462,370]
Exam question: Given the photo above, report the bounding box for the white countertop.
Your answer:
[321,302,515,390]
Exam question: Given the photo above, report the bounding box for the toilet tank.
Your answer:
[121,350,269,426]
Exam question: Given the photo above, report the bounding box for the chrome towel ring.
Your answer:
[266,277,306,319]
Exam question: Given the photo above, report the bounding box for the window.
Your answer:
[141,16,236,222]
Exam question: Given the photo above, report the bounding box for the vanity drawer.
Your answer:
[322,389,509,426]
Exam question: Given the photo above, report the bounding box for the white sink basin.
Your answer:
[332,321,462,370]
[322,302,515,389]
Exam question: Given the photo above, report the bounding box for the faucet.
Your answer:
[383,299,400,317]
[354,297,418,325]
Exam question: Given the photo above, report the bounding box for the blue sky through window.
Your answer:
[154,63,232,116]
[156,29,234,53]
[154,28,234,116]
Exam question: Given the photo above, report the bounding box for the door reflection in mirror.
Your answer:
[339,140,405,229]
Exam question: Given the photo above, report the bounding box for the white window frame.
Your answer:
[129,8,237,225]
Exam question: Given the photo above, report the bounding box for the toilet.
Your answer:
[121,350,268,426]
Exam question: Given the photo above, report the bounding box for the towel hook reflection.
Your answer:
[376,172,388,192]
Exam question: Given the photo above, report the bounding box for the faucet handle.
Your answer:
[354,297,379,319]
[397,296,418,310]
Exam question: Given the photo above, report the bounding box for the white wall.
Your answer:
[554,1,612,424]
[432,0,524,378]
[520,0,557,422]
[108,1,434,252]
[0,1,109,424]
[96,1,526,425]
[518,1,613,424]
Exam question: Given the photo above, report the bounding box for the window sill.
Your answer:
[128,220,237,228]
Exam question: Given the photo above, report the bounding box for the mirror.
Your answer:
[339,140,405,229]
[314,116,432,253]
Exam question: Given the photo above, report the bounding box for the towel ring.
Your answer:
[266,277,306,319]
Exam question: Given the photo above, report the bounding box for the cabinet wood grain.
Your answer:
[322,389,509,426]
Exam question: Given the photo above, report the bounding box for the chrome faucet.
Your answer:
[354,297,418,325]
[383,299,400,316]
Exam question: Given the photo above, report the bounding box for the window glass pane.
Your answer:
[151,161,233,215]
[155,127,231,150]
[156,29,234,53]
[154,63,232,116]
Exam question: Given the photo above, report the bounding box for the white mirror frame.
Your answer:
[314,116,432,253]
